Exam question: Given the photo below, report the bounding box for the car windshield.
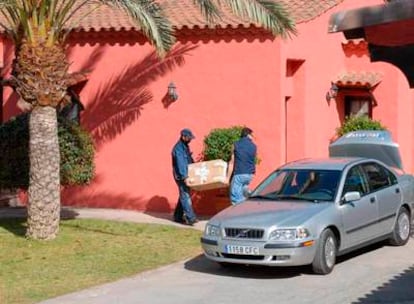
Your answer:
[250,169,341,202]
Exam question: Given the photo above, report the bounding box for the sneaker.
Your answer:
[187,218,199,225]
[183,216,198,226]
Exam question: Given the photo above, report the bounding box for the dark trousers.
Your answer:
[173,200,184,222]
[173,180,196,222]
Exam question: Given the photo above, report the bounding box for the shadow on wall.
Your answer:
[60,182,231,216]
[82,44,198,149]
[60,173,172,212]
[10,185,174,214]
[61,189,171,213]
[59,45,197,211]
[1,43,107,119]
[17,185,231,216]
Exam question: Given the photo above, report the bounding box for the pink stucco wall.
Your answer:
[2,0,414,215]
[61,30,284,214]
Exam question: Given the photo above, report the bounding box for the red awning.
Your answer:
[334,71,383,88]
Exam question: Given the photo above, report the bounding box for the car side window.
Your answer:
[361,162,394,192]
[343,166,368,197]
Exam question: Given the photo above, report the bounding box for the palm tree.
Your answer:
[0,0,296,240]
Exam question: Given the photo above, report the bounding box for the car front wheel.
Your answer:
[312,228,337,275]
[389,206,411,246]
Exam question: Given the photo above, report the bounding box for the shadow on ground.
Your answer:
[184,253,307,279]
[351,230,414,303]
[186,229,414,280]
[143,210,211,222]
[184,243,392,279]
[0,207,80,237]
[352,264,414,303]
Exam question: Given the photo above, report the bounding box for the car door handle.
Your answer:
[370,197,376,203]
[395,188,400,194]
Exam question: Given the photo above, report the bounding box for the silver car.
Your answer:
[201,131,414,274]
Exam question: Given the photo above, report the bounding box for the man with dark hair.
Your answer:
[228,127,257,204]
[172,128,198,225]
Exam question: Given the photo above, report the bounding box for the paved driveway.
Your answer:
[41,234,414,304]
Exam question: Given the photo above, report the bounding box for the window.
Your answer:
[252,169,341,201]
[345,95,372,118]
[361,162,395,192]
[343,166,368,196]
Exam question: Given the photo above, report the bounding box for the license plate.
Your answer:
[225,245,260,255]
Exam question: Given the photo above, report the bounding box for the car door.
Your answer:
[340,164,380,248]
[361,162,401,236]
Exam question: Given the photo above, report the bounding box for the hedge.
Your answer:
[0,113,95,190]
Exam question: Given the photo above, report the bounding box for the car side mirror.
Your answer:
[342,191,361,203]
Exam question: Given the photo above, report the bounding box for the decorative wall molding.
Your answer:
[341,40,368,57]
[67,26,275,46]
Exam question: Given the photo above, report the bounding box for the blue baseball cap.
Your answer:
[181,128,195,139]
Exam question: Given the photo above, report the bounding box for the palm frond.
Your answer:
[220,0,296,38]
[0,0,21,40]
[101,0,175,57]
[192,0,221,23]
[0,0,175,56]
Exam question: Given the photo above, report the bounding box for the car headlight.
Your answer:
[205,224,221,237]
[269,228,310,241]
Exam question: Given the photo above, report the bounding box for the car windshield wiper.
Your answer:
[249,194,276,200]
[274,195,319,202]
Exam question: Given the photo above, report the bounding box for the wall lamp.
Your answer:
[326,82,339,102]
[168,82,178,102]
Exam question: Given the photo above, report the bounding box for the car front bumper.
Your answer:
[201,237,317,266]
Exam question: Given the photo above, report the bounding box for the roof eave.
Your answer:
[328,0,414,38]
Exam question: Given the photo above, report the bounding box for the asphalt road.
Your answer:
[41,234,414,304]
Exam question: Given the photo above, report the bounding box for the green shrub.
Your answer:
[58,118,95,186]
[336,115,387,137]
[0,113,95,190]
[202,126,244,162]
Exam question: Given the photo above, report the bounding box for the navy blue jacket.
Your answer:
[233,137,257,175]
[172,139,194,181]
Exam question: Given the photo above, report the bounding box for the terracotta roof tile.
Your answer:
[0,1,344,34]
[335,71,383,88]
[283,0,345,24]
[68,0,345,32]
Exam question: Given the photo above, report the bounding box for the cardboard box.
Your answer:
[187,159,229,191]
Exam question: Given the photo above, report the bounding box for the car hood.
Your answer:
[329,130,403,170]
[211,199,331,228]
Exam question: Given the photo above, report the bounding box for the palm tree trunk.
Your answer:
[26,106,61,240]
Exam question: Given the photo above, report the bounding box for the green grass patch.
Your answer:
[0,218,202,304]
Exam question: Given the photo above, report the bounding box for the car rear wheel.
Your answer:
[312,229,337,275]
[389,206,411,246]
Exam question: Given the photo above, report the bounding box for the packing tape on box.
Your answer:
[194,163,209,183]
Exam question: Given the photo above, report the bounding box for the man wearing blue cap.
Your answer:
[228,127,257,205]
[171,128,198,225]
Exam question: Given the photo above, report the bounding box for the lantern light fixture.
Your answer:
[326,82,339,102]
[168,82,178,101]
